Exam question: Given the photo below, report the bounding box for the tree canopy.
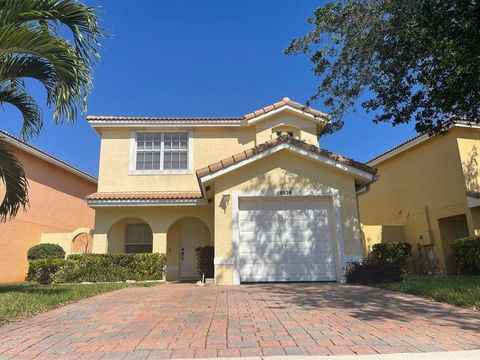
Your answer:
[285,0,480,134]
[0,0,105,221]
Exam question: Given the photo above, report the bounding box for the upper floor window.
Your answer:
[134,131,189,172]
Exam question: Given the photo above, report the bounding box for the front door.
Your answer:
[180,218,208,279]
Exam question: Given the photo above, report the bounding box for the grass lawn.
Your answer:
[377,275,480,310]
[0,282,159,326]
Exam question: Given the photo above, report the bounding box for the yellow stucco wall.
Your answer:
[359,127,480,273]
[211,149,363,285]
[96,111,320,193]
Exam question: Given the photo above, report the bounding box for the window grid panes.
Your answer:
[125,224,153,254]
[135,132,188,171]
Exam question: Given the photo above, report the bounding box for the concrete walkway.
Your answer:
[0,283,479,359]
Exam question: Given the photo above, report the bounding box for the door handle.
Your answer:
[181,248,185,260]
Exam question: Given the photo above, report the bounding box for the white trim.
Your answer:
[86,198,206,207]
[467,196,480,208]
[368,134,430,167]
[128,129,193,175]
[367,123,480,166]
[200,143,375,183]
[246,106,328,126]
[89,119,243,128]
[231,189,350,285]
[214,257,234,265]
[0,132,97,184]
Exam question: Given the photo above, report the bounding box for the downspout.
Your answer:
[355,175,379,257]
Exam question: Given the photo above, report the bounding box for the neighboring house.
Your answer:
[0,131,97,282]
[360,123,480,274]
[86,97,377,285]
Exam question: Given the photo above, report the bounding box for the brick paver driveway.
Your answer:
[1,283,479,359]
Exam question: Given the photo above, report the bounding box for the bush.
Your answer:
[452,236,480,275]
[27,243,65,261]
[27,253,167,284]
[27,259,73,284]
[368,242,412,271]
[195,246,214,278]
[345,261,403,284]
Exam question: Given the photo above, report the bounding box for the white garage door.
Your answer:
[239,197,336,282]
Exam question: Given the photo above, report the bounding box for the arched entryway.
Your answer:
[167,217,211,281]
[71,229,93,254]
[107,217,153,254]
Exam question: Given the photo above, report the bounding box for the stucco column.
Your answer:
[92,233,108,254]
[152,232,167,254]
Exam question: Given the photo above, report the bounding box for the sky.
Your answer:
[1,0,417,178]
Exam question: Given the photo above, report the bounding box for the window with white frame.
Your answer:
[135,132,189,171]
[125,224,153,253]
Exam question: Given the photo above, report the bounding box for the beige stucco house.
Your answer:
[86,98,377,285]
[360,123,480,274]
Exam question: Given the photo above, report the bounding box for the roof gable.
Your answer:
[196,135,376,183]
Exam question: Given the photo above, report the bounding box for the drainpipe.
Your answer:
[355,175,379,257]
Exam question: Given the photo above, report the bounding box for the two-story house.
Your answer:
[360,123,480,274]
[86,98,377,285]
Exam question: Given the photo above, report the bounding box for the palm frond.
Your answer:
[0,54,56,103]
[0,0,105,67]
[0,23,91,122]
[0,138,29,222]
[0,83,42,139]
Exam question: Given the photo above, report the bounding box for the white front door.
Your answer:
[239,197,336,282]
[180,218,208,279]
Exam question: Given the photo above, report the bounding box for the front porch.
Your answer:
[91,206,214,282]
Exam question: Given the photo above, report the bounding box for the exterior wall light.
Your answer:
[222,192,231,207]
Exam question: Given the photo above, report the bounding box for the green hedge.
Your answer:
[452,236,480,275]
[27,243,65,261]
[368,242,412,271]
[27,253,167,284]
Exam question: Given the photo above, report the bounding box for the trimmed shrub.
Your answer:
[345,261,403,284]
[452,236,480,275]
[195,246,214,278]
[368,242,412,271]
[27,243,65,261]
[27,253,167,284]
[26,259,73,284]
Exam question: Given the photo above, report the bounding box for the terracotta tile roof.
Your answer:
[87,97,330,123]
[0,130,97,184]
[86,191,202,201]
[196,135,377,179]
[244,97,330,121]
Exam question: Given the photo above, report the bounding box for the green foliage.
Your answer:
[377,275,480,310]
[452,237,480,275]
[27,253,167,284]
[285,1,480,135]
[369,242,412,271]
[0,282,159,326]
[195,246,214,278]
[0,0,106,222]
[345,261,403,284]
[27,243,66,261]
[26,258,72,284]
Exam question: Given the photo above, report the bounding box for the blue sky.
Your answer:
[1,0,417,177]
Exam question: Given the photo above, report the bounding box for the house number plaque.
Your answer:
[278,190,292,196]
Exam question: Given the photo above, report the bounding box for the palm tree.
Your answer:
[0,0,105,221]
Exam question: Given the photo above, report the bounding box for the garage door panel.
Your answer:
[239,197,337,283]
[240,263,336,282]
